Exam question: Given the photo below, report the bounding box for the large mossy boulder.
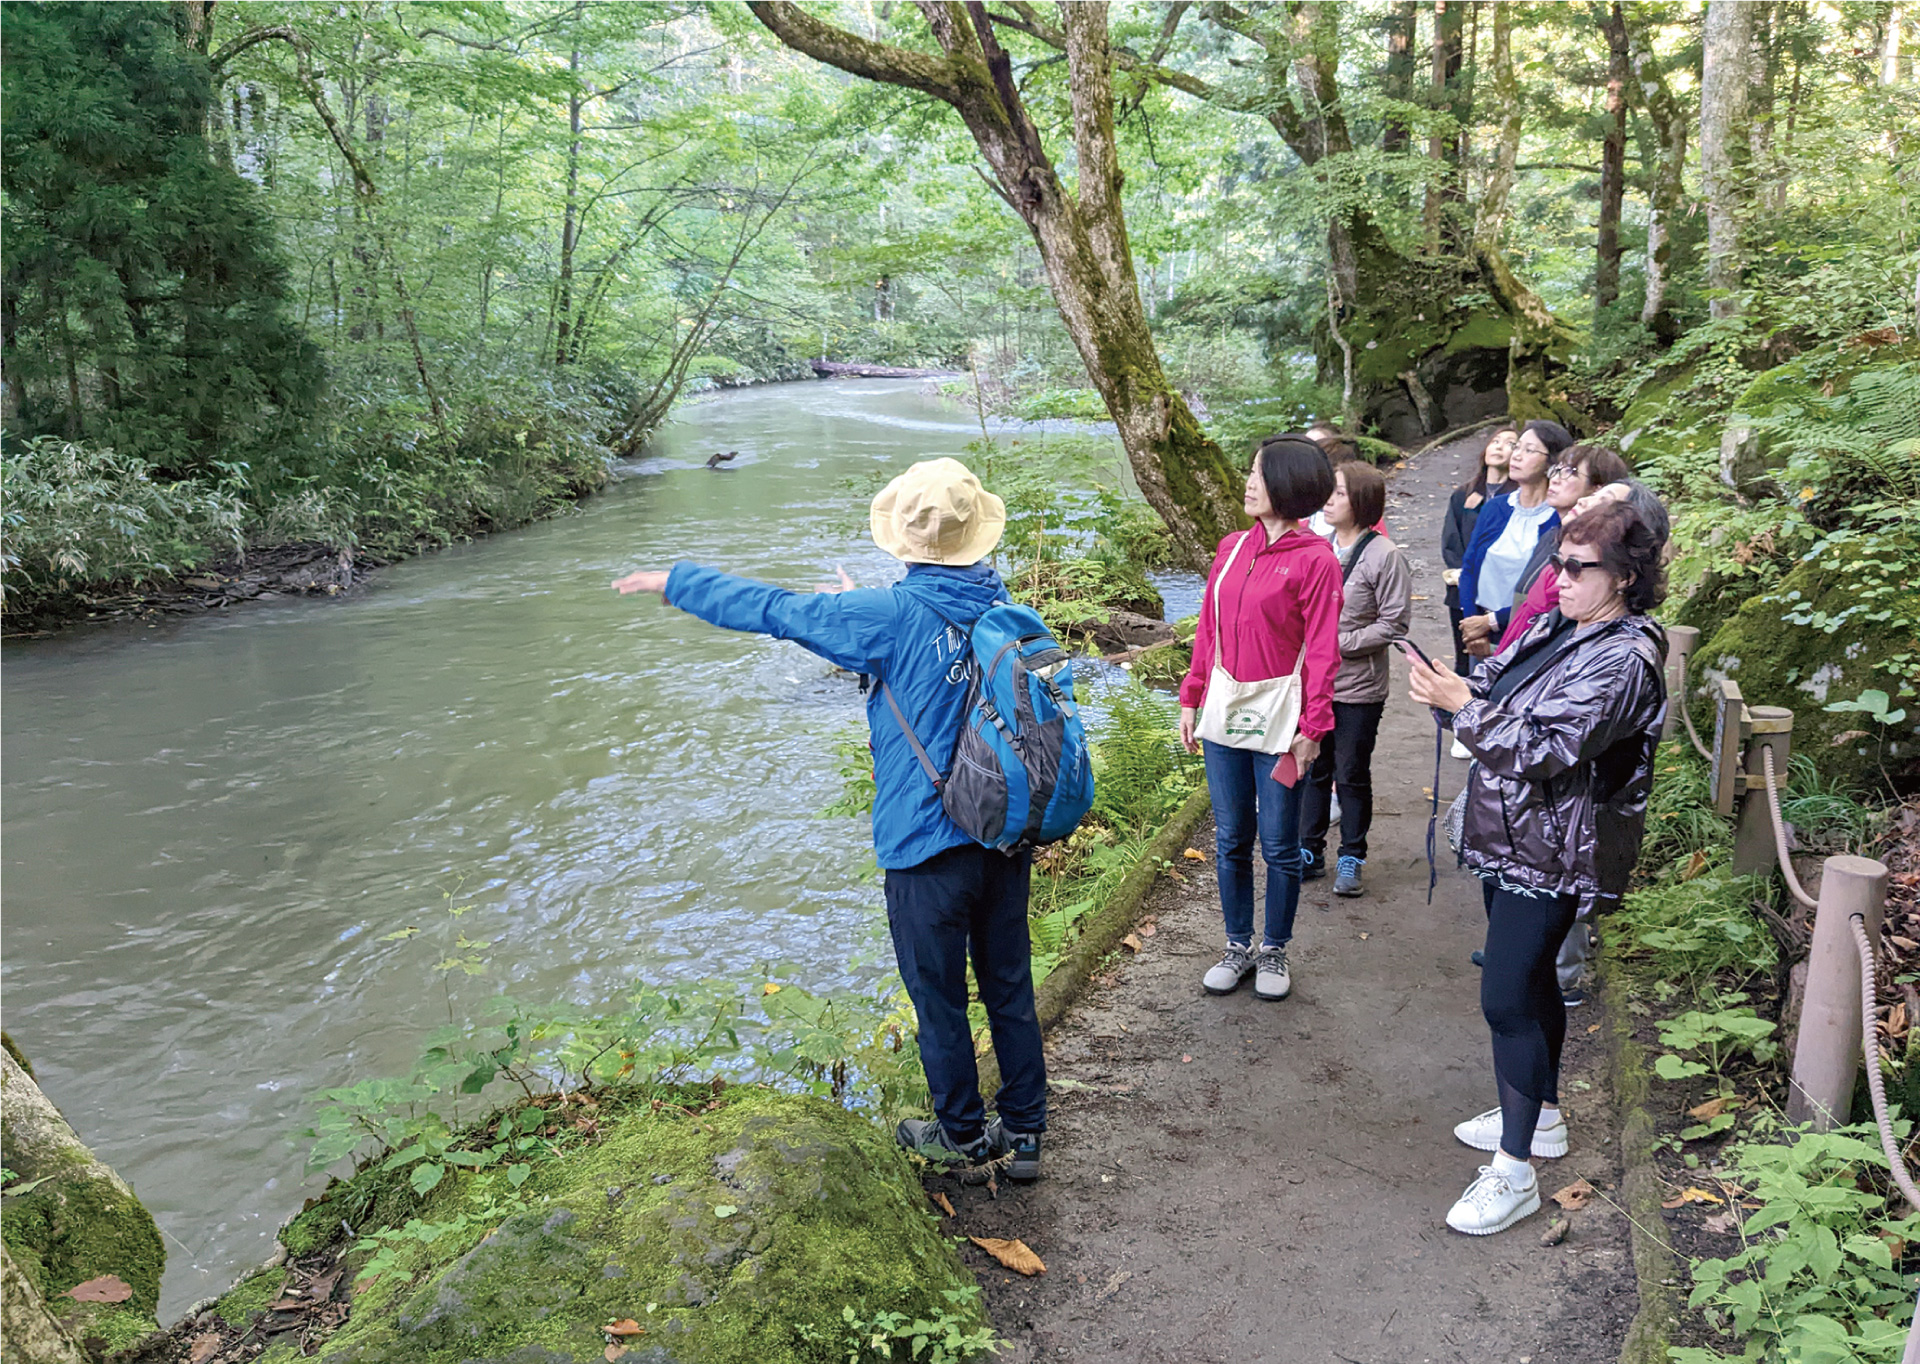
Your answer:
[289,1089,982,1364]
[1696,541,1919,789]
[1,1048,166,1361]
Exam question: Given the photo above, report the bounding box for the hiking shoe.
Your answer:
[1334,856,1364,897]
[1562,987,1589,1008]
[1452,1107,1569,1159]
[1446,1162,1541,1235]
[895,1119,998,1183]
[1300,849,1327,882]
[988,1119,1041,1183]
[1470,949,1486,968]
[1253,944,1291,1000]
[1203,943,1256,994]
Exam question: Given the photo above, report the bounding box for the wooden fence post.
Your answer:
[1663,624,1699,741]
[1786,855,1891,1130]
[1731,706,1794,876]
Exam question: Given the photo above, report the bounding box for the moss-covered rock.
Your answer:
[210,1267,288,1331]
[302,1090,981,1364]
[1697,541,1919,789]
[0,1050,165,1360]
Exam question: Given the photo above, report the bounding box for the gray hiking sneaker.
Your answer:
[1202,942,1255,994]
[1254,944,1291,1000]
[895,1119,998,1183]
[1334,855,1365,897]
[987,1118,1041,1182]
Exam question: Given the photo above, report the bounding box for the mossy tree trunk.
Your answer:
[748,1,1245,568]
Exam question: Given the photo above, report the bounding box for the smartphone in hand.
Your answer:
[1397,638,1436,670]
[1272,753,1300,787]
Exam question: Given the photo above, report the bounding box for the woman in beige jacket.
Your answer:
[1300,461,1413,897]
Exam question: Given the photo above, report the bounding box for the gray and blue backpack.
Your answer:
[882,602,1095,852]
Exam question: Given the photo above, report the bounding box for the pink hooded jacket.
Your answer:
[1179,526,1343,742]
[1498,566,1559,651]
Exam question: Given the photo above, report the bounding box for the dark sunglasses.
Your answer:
[1550,553,1606,580]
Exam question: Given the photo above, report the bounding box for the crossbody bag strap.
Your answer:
[881,681,944,790]
[1210,530,1253,680]
[1339,530,1379,584]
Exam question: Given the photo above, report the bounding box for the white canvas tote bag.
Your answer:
[1195,530,1309,754]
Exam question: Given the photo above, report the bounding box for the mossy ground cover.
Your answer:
[195,1088,984,1364]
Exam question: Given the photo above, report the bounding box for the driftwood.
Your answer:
[809,360,960,380]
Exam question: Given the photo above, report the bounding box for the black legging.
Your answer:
[1481,882,1581,1160]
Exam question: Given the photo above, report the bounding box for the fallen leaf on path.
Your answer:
[1550,1179,1594,1211]
[1586,1023,1601,1034]
[1889,1002,1910,1038]
[1121,933,1144,953]
[1891,935,1920,952]
[1182,848,1207,862]
[605,1347,628,1362]
[1358,931,1370,940]
[1139,922,1157,937]
[1661,1187,1725,1208]
[188,1334,222,1364]
[929,1192,955,1217]
[64,1276,133,1303]
[1702,1212,1740,1235]
[1181,1054,1192,1063]
[1688,1095,1739,1120]
[970,1237,1046,1275]
[1410,594,1429,602]
[1096,1269,1133,1300]
[605,1320,646,1337]
[1682,849,1710,882]
[1539,1217,1569,1246]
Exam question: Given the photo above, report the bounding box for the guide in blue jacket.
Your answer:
[613,457,1045,1183]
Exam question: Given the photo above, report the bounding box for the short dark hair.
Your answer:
[1522,419,1575,459]
[1254,434,1336,520]
[1559,499,1666,612]
[1339,461,1386,530]
[1564,444,1631,489]
[1317,434,1362,466]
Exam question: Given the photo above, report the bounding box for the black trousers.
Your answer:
[1299,700,1386,862]
[1481,881,1581,1159]
[1445,582,1471,676]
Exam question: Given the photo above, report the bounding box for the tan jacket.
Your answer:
[1333,533,1413,704]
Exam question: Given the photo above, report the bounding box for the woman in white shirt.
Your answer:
[1455,421,1572,662]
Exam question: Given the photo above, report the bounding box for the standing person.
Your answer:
[611,458,1046,1184]
[1499,460,1664,652]
[1442,424,1515,674]
[1407,500,1668,1234]
[1299,462,1412,896]
[1178,436,1342,1001]
[1456,420,1572,662]
[1496,446,1633,649]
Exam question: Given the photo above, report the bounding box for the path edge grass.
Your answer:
[1603,939,1682,1364]
[977,785,1212,1101]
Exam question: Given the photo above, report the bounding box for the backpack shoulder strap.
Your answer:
[1340,530,1379,584]
[1211,530,1254,677]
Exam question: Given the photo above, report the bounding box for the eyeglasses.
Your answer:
[1550,553,1606,580]
[1547,464,1584,482]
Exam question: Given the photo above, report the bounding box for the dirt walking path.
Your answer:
[943,438,1639,1364]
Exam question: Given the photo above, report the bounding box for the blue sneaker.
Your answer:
[1334,855,1365,897]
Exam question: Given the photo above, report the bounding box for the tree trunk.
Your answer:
[1473,2,1520,250]
[1886,3,1904,85]
[1381,2,1420,153]
[1424,0,1468,253]
[1701,0,1754,319]
[1628,17,1688,336]
[555,29,584,365]
[1595,2,1629,308]
[747,0,1245,566]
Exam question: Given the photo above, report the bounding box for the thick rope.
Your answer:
[1849,911,1920,1210]
[1761,745,1818,912]
[1679,692,1713,762]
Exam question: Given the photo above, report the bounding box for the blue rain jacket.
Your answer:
[665,559,1009,870]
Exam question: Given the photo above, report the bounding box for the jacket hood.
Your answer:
[893,560,1009,623]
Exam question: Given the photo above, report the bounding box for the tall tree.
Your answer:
[1701,0,1755,319]
[747,0,1245,565]
[1594,2,1631,309]
[1626,7,1689,337]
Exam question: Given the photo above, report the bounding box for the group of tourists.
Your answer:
[613,419,1670,1241]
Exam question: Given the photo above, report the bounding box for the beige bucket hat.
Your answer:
[869,458,1006,565]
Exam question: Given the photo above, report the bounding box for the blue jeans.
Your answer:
[1202,740,1304,948]
[884,843,1046,1141]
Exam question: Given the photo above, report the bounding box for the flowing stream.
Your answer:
[1,381,1187,1317]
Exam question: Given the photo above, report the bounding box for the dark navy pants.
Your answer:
[884,843,1046,1142]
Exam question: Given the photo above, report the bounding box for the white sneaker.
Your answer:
[1203,943,1255,995]
[1453,1107,1569,1158]
[1450,737,1472,760]
[1253,944,1291,1000]
[1446,1162,1541,1235]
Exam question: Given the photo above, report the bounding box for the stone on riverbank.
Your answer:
[269,1088,981,1364]
[1,1048,166,1361]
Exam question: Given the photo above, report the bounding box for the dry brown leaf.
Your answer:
[1702,1211,1740,1235]
[1890,935,1920,951]
[1890,1002,1910,1039]
[64,1275,133,1303]
[605,1347,628,1362]
[1660,1187,1725,1209]
[1550,1178,1595,1211]
[1138,922,1157,937]
[1586,1023,1602,1034]
[1182,848,1207,862]
[1539,1216,1570,1246]
[970,1236,1046,1275]
[1688,1095,1732,1120]
[604,1320,646,1338]
[1121,933,1144,953]
[188,1334,222,1364]
[1410,594,1430,602]
[1682,849,1710,882]
[929,1191,955,1217]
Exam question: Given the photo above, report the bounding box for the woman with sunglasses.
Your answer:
[1455,421,1572,665]
[1406,500,1668,1235]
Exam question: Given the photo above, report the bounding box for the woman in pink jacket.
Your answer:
[1178,435,1343,1002]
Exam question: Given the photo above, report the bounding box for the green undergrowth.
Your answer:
[266,1086,989,1364]
[1607,742,1913,1360]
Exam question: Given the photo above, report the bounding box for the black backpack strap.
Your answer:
[1340,530,1379,584]
[881,681,944,790]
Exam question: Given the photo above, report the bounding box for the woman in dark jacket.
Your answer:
[1441,424,1515,675]
[1407,500,1668,1236]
